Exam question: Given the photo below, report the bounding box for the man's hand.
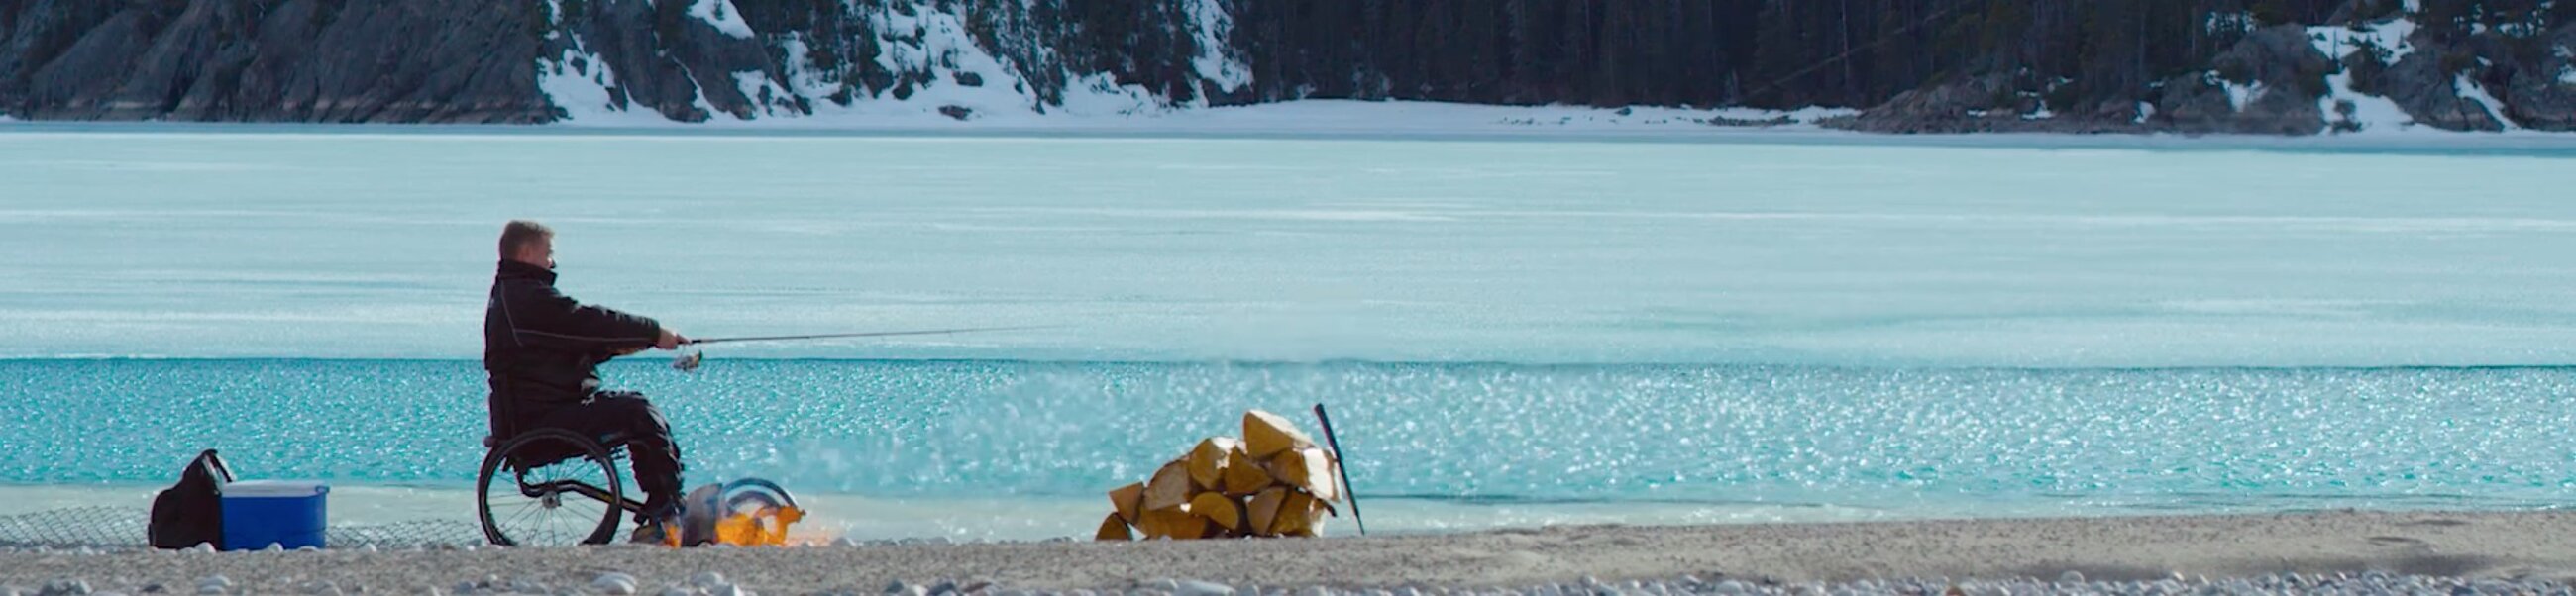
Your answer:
[657,328,689,350]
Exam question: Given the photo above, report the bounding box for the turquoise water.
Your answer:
[8,128,2576,535]
[11,358,2574,515]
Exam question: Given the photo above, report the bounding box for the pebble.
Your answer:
[164,572,2576,596]
[593,574,639,596]
[41,580,92,596]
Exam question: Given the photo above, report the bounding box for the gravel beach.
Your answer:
[7,510,2576,595]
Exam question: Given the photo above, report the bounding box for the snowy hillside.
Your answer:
[535,0,1240,125]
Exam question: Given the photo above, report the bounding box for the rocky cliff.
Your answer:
[0,0,551,123]
[0,0,2569,134]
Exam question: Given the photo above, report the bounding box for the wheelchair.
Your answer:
[475,404,645,546]
[475,393,806,547]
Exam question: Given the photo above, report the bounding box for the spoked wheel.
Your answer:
[693,479,806,546]
[477,429,626,546]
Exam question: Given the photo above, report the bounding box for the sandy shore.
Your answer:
[7,510,2576,594]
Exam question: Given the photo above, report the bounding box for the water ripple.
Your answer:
[5,360,2572,514]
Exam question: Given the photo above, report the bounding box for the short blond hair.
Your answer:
[498,220,553,258]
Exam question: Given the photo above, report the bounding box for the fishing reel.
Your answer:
[671,348,704,372]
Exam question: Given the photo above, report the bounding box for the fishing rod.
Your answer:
[682,326,1055,346]
[668,326,1054,371]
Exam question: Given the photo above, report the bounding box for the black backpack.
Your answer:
[148,449,234,549]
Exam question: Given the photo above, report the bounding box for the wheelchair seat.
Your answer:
[485,389,631,467]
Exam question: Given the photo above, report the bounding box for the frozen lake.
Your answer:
[5,126,2575,365]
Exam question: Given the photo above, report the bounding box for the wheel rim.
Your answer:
[478,430,623,546]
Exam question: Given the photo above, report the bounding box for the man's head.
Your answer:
[499,220,555,268]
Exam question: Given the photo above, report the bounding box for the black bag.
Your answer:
[148,449,234,549]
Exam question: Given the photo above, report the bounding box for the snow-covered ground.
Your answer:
[542,92,1863,135]
[2308,18,2434,134]
[2560,43,2576,84]
[529,0,1856,133]
[2457,72,2522,132]
[687,0,755,40]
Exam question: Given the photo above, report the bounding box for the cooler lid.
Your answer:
[221,479,329,498]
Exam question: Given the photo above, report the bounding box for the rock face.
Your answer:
[1832,18,2573,136]
[543,0,776,122]
[2153,25,2333,136]
[0,0,551,123]
[2378,34,2512,132]
[2505,24,2576,131]
[1830,74,2152,135]
[524,0,1225,123]
[1833,26,2332,136]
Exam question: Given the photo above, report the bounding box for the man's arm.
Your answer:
[493,281,666,351]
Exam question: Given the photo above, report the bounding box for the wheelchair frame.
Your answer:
[475,394,648,546]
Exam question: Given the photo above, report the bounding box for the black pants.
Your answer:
[521,391,687,522]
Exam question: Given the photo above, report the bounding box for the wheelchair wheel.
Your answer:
[477,429,625,546]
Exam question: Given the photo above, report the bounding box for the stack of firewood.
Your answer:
[1096,409,1344,540]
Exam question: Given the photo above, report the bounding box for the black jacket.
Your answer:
[483,259,663,413]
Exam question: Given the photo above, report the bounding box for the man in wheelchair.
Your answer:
[483,220,692,544]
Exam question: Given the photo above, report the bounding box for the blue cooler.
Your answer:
[220,480,328,550]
